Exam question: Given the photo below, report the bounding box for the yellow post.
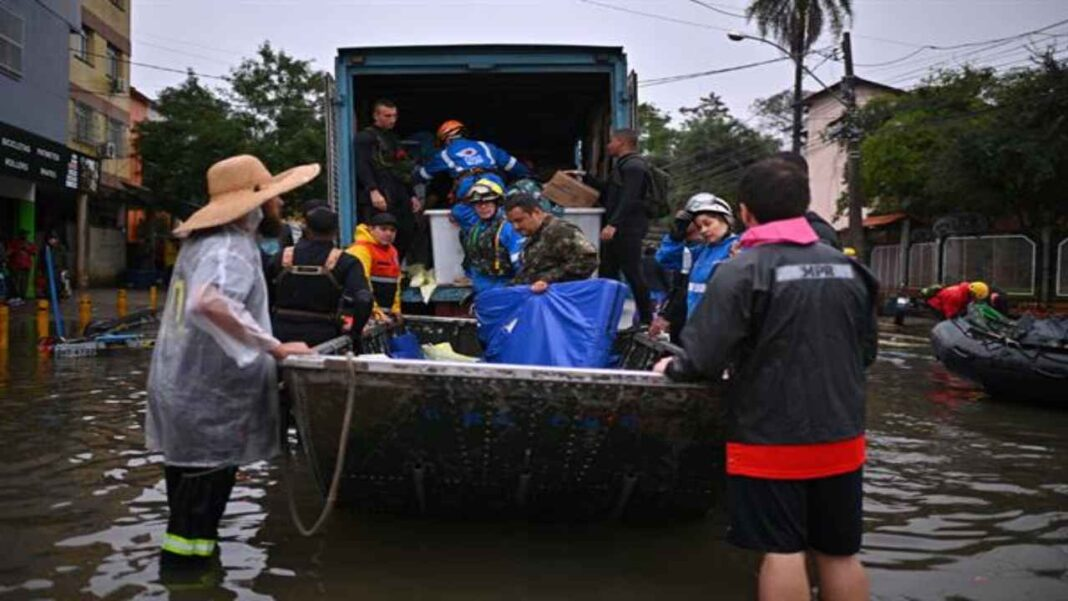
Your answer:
[149,285,159,312]
[36,299,50,339]
[79,293,92,335]
[117,289,128,318]
[0,303,8,350]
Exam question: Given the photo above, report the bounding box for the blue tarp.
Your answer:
[476,279,627,368]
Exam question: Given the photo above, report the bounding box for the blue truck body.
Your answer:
[334,44,635,245]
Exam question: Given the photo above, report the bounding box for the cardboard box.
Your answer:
[541,171,600,208]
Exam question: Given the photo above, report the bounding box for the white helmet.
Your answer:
[684,193,733,221]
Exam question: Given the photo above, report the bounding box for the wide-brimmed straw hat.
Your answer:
[173,155,320,238]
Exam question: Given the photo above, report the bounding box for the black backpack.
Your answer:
[617,155,672,219]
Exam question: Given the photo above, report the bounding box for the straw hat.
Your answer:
[173,155,321,238]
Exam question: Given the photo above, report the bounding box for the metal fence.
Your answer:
[908,242,938,288]
[1058,238,1068,297]
[942,235,1036,295]
[870,245,901,289]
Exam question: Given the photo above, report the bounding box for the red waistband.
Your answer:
[726,435,866,480]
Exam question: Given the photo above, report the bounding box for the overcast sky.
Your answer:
[131,0,1067,124]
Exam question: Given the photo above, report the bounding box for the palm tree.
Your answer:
[745,0,853,152]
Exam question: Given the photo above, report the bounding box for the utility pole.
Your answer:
[791,43,804,154]
[75,192,90,290]
[842,31,866,261]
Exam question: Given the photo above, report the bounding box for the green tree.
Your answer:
[745,0,853,152]
[858,55,1068,230]
[229,42,327,207]
[136,42,327,217]
[669,92,780,209]
[637,102,676,159]
[136,74,248,218]
[750,88,808,147]
[955,53,1068,230]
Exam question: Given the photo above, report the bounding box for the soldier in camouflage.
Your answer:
[505,193,598,293]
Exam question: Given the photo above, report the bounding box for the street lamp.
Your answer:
[728,29,867,259]
[727,31,805,153]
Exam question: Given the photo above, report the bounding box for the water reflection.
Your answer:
[0,338,1066,600]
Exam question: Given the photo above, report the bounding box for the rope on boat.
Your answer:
[286,351,358,536]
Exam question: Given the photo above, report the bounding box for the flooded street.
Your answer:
[1,330,1066,600]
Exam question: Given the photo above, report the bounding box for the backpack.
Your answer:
[617,155,672,219]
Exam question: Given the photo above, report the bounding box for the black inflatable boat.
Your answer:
[931,308,1068,404]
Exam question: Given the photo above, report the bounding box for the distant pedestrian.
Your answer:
[655,157,878,601]
[6,230,36,300]
[147,154,318,576]
[574,129,654,324]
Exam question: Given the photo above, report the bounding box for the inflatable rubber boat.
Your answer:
[930,309,1068,404]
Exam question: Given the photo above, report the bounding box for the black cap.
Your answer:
[301,198,328,217]
[305,207,338,235]
[369,212,398,227]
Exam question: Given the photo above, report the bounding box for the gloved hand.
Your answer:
[670,210,692,241]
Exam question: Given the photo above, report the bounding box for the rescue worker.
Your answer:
[576,129,654,324]
[505,193,597,294]
[414,119,531,201]
[649,221,703,343]
[922,281,990,320]
[268,207,374,347]
[355,99,420,262]
[454,175,525,295]
[655,157,878,601]
[147,154,318,573]
[652,193,740,332]
[347,212,402,323]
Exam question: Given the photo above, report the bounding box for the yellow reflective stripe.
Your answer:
[162,533,216,557]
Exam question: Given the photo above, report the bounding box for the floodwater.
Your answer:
[1,328,1067,600]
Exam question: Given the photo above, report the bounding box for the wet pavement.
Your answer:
[0,315,1067,600]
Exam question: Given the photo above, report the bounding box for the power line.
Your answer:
[686,0,746,19]
[853,16,1068,53]
[71,47,233,81]
[577,0,731,32]
[640,56,790,87]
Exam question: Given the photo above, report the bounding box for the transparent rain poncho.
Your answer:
[146,223,282,467]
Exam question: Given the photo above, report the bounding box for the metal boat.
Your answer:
[282,317,724,520]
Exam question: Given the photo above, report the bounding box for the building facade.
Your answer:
[0,0,98,300]
[68,0,131,286]
[804,78,900,230]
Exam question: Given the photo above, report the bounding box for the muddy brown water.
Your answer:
[1,332,1066,600]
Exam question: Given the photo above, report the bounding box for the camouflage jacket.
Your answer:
[514,216,598,284]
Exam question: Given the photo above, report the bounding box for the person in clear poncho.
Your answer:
[146,154,318,573]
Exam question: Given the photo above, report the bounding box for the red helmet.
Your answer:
[436,120,466,144]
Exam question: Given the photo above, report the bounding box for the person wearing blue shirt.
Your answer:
[452,175,525,295]
[655,193,739,320]
[415,120,531,200]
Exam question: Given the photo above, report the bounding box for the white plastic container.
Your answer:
[426,209,466,285]
[427,207,605,286]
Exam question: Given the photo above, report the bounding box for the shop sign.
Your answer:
[0,121,99,192]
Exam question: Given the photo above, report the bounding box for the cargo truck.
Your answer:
[330,44,639,304]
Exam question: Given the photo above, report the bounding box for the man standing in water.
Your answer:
[655,158,878,601]
[147,155,318,575]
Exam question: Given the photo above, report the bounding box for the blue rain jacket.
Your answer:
[415,138,531,198]
[656,233,739,316]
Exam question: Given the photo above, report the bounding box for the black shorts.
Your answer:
[726,468,863,556]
